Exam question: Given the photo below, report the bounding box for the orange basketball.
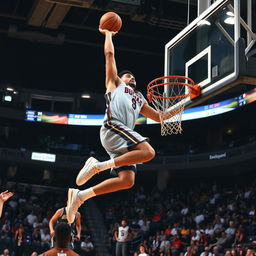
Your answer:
[99,12,122,32]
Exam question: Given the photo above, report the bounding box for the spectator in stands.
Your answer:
[32,228,42,245]
[212,246,223,256]
[138,244,149,256]
[0,249,10,256]
[1,220,11,242]
[41,228,51,248]
[159,235,170,256]
[39,223,79,256]
[200,246,213,256]
[225,221,236,242]
[151,234,161,255]
[80,236,94,255]
[246,248,255,256]
[26,210,38,227]
[31,252,38,256]
[184,243,198,256]
[14,224,25,256]
[233,228,246,247]
[0,190,13,218]
[210,232,228,252]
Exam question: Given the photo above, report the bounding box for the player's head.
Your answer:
[54,222,72,248]
[118,70,136,89]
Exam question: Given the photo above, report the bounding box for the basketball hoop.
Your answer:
[147,75,201,136]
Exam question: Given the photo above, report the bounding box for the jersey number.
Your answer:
[132,98,136,110]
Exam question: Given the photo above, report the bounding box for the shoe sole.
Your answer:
[67,188,75,224]
[76,157,98,186]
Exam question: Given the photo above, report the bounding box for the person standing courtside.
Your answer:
[114,219,131,256]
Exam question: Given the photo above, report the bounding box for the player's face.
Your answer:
[121,73,136,89]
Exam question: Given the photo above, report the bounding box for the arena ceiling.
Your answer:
[0,0,254,94]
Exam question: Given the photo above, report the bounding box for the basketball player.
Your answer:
[39,223,79,256]
[0,190,13,218]
[49,206,81,247]
[114,219,131,256]
[66,29,172,223]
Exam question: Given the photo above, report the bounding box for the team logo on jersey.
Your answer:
[124,86,143,107]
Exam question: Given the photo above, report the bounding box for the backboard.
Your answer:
[164,0,256,111]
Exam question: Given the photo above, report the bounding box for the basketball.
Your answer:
[99,12,122,32]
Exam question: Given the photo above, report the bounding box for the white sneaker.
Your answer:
[66,188,83,224]
[76,157,99,186]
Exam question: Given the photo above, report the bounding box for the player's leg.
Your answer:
[113,141,155,167]
[84,170,135,197]
[76,141,155,186]
[66,170,135,223]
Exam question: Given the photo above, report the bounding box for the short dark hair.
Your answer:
[54,222,71,247]
[118,70,135,78]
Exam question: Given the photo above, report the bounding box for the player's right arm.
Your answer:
[99,29,122,94]
[49,209,62,237]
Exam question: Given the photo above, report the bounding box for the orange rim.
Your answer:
[147,75,200,101]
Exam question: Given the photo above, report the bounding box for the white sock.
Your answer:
[78,187,96,202]
[96,159,115,172]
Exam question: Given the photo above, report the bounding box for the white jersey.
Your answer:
[117,226,129,242]
[103,82,146,129]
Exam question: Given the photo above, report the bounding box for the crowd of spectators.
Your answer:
[101,177,256,256]
[0,185,94,256]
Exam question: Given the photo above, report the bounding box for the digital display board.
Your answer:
[25,88,256,126]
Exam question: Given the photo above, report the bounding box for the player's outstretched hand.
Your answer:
[99,28,118,36]
[0,190,14,202]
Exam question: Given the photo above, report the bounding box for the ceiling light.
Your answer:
[226,11,234,17]
[224,17,234,25]
[81,94,91,99]
[4,95,12,102]
[197,20,211,26]
[6,87,14,92]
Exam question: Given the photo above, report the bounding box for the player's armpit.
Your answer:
[140,102,160,122]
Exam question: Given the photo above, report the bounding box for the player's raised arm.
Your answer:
[99,29,121,93]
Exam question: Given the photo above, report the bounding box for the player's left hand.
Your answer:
[0,190,14,202]
[74,235,80,241]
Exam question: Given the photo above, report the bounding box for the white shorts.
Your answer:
[100,120,148,175]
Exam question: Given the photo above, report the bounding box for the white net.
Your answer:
[148,77,190,136]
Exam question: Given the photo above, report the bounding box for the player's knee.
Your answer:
[124,177,134,189]
[120,174,134,189]
[145,147,155,161]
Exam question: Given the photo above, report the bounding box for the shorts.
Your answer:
[100,120,148,176]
